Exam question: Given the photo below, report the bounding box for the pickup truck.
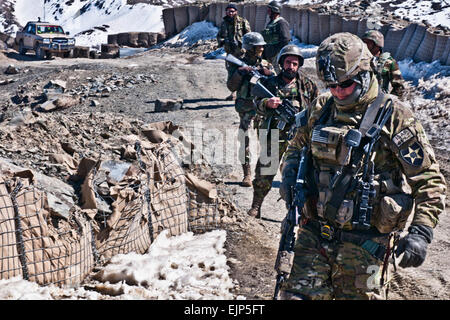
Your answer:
[15,21,75,59]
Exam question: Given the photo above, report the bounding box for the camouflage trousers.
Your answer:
[238,112,256,166]
[252,128,289,201]
[280,222,390,300]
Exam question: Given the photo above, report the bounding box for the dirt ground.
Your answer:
[0,43,449,300]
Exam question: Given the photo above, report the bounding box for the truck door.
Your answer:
[25,24,36,48]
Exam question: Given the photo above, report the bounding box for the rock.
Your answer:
[154,98,183,112]
[90,100,100,107]
[4,64,20,75]
[44,80,67,93]
[0,78,16,85]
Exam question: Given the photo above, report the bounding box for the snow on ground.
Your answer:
[0,230,242,300]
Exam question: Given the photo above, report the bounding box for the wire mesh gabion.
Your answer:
[0,136,231,286]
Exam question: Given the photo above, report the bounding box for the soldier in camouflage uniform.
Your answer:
[248,44,318,218]
[227,32,274,187]
[260,1,291,71]
[217,3,251,100]
[362,30,406,99]
[277,33,446,299]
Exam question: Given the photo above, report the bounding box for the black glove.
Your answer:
[395,225,433,268]
[279,161,298,208]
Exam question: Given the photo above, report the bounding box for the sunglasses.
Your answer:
[328,79,355,89]
[226,9,236,13]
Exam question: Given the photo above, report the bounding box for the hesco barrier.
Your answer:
[0,121,236,286]
[160,2,450,65]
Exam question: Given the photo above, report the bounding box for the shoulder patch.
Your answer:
[392,128,414,148]
[400,142,424,167]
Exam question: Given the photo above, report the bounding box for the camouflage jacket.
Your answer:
[227,53,274,113]
[217,15,251,57]
[372,52,406,99]
[255,72,319,137]
[283,76,446,232]
[260,17,291,61]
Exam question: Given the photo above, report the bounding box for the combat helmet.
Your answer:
[362,29,384,48]
[316,32,372,85]
[242,32,267,50]
[277,44,304,68]
[267,1,282,13]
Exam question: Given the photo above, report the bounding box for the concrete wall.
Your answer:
[161,2,450,65]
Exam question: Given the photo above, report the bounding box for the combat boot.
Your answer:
[247,195,264,218]
[241,164,252,187]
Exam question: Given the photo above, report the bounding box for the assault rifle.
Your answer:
[352,100,394,230]
[224,54,267,81]
[251,79,297,130]
[273,147,309,300]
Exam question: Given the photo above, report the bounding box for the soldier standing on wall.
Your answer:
[217,3,251,100]
[362,30,406,99]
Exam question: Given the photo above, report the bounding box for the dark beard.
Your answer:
[282,69,297,80]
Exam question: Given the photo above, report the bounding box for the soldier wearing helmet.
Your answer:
[362,30,406,98]
[261,1,291,69]
[227,32,275,187]
[277,33,446,299]
[217,3,251,100]
[247,44,318,218]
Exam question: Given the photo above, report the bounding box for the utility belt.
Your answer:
[304,219,389,261]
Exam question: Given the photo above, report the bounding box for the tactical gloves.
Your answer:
[279,161,298,207]
[396,224,433,268]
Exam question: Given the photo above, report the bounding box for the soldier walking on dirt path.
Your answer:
[277,33,446,300]
[261,1,291,73]
[248,44,318,218]
[227,32,275,187]
[217,3,251,101]
[362,30,406,99]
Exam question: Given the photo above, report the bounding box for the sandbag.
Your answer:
[414,30,436,63]
[174,6,189,34]
[357,19,368,38]
[255,4,268,32]
[188,5,200,25]
[404,24,426,60]
[308,9,321,45]
[300,9,309,43]
[329,14,342,36]
[107,34,118,45]
[0,173,94,286]
[162,7,176,37]
[384,26,406,60]
[0,178,22,280]
[318,13,330,43]
[342,17,359,35]
[395,23,418,60]
[432,34,448,63]
[207,2,217,24]
[245,4,257,32]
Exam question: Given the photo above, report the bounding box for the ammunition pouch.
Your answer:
[311,125,352,166]
[372,193,413,234]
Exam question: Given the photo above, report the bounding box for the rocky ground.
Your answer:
[0,41,449,300]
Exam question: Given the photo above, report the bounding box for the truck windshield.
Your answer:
[37,25,64,34]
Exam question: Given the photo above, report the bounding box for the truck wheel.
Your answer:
[35,44,45,60]
[19,41,27,55]
[63,50,73,58]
